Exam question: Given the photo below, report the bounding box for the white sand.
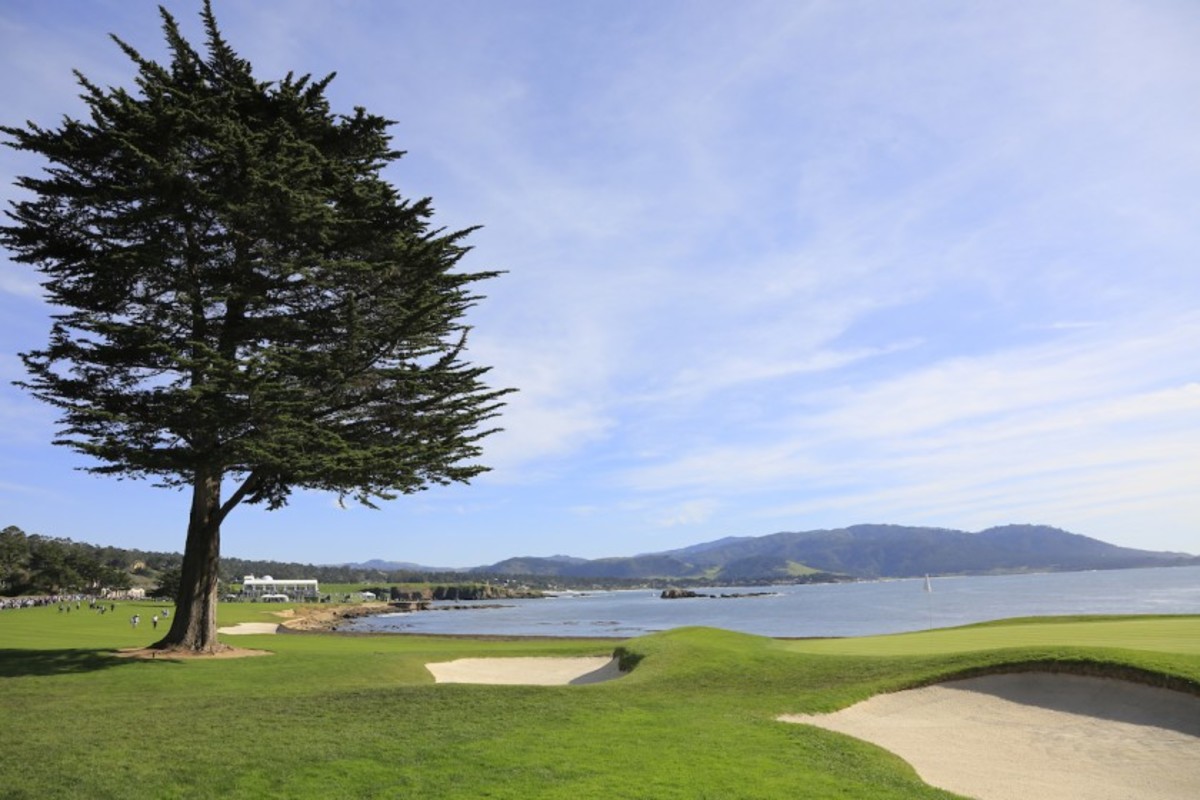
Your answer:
[780,673,1200,800]
[217,622,280,635]
[426,656,623,686]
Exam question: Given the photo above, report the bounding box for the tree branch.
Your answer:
[216,470,260,526]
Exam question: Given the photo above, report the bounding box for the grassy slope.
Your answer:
[1,603,1197,799]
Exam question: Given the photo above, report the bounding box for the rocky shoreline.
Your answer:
[274,599,522,633]
[275,602,394,632]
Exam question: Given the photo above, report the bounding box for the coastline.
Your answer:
[272,602,393,632]
[258,602,628,641]
[330,566,1200,639]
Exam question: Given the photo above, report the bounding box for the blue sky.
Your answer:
[2,1,1197,566]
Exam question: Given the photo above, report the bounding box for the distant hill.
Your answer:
[470,524,1196,582]
[481,555,589,576]
[342,558,465,573]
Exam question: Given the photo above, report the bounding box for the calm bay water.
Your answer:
[345,565,1200,639]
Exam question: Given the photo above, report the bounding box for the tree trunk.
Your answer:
[154,465,226,653]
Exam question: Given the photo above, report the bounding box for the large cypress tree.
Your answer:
[2,2,512,652]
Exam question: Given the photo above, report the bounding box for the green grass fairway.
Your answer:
[783,615,1200,656]
[1,604,1196,799]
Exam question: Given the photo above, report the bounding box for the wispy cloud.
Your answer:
[0,273,40,298]
[655,498,720,529]
[1,1,1197,561]
[616,311,1199,547]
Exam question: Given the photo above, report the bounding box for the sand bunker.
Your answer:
[780,673,1200,800]
[426,656,623,686]
[217,622,280,635]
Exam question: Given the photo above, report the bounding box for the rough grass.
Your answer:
[1,603,1196,799]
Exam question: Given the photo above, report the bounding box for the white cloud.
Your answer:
[0,272,41,298]
[616,312,1200,533]
[482,400,613,480]
[3,1,1199,560]
[655,498,719,529]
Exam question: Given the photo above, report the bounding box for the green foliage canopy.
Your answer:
[1,2,510,512]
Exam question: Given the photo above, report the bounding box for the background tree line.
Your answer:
[2,524,668,598]
[0,525,140,595]
[0,525,433,595]
[1,524,552,597]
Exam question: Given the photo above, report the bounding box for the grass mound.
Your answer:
[1,602,1195,799]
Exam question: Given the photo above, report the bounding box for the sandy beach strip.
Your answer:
[217,622,280,635]
[426,656,623,685]
[780,672,1200,800]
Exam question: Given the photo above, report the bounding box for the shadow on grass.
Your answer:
[0,648,180,677]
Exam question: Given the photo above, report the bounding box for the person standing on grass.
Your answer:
[152,615,159,630]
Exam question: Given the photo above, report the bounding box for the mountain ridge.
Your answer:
[447,524,1196,582]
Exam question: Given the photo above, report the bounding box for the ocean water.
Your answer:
[344,565,1200,639]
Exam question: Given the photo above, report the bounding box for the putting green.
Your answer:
[781,615,1200,656]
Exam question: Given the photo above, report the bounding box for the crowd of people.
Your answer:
[0,594,93,611]
[1,595,173,623]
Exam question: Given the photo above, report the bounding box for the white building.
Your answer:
[239,574,320,601]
